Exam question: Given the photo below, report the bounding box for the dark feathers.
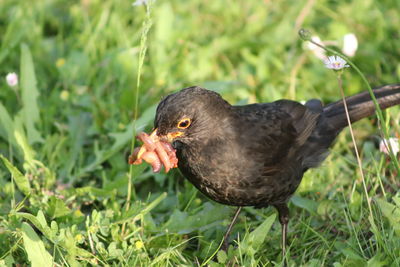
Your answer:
[154,84,400,207]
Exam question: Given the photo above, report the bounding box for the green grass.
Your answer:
[0,0,400,266]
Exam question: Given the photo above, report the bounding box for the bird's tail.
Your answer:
[323,84,400,130]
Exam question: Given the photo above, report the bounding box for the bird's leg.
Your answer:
[221,206,242,251]
[274,203,290,263]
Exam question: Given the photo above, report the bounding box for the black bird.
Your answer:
[153,84,400,256]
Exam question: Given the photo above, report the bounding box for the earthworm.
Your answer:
[129,130,178,173]
[141,151,162,172]
[137,132,157,151]
[154,141,172,172]
[129,147,142,164]
[160,141,178,168]
[160,141,174,155]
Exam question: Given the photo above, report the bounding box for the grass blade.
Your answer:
[20,43,43,144]
[21,222,53,267]
[0,154,30,195]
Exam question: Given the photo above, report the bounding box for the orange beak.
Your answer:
[153,128,184,143]
[165,131,184,142]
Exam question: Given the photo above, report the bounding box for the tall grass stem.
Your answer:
[123,2,153,233]
[336,75,374,219]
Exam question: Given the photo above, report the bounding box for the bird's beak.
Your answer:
[154,128,184,143]
[165,131,184,143]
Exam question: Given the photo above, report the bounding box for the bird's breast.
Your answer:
[175,139,300,207]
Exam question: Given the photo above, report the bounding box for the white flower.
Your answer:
[6,72,18,87]
[324,56,350,70]
[307,36,326,60]
[379,138,399,156]
[342,33,358,57]
[132,0,149,6]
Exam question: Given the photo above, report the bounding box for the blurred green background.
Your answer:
[0,0,399,266]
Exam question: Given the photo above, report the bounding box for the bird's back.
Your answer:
[227,100,326,206]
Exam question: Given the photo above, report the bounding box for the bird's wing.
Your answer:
[234,100,321,175]
[274,100,321,147]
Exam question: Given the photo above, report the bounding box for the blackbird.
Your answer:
[152,84,400,256]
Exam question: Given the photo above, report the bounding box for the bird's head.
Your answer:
[152,86,232,147]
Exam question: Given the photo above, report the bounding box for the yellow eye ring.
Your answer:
[177,118,191,129]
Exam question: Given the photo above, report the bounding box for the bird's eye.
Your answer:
[177,118,191,129]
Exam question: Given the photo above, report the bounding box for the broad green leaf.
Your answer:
[0,154,30,195]
[21,222,53,267]
[367,253,389,267]
[349,190,363,220]
[0,254,14,267]
[16,212,53,240]
[10,124,55,188]
[75,186,117,198]
[0,10,28,64]
[375,198,400,236]
[334,241,365,261]
[306,259,323,267]
[339,248,364,261]
[14,126,36,168]
[62,114,90,176]
[36,210,48,229]
[135,192,167,220]
[240,213,276,255]
[0,103,17,148]
[163,202,231,234]
[317,199,333,217]
[291,195,318,215]
[47,196,71,218]
[108,242,123,257]
[20,43,43,144]
[217,250,227,264]
[35,160,56,189]
[393,196,400,208]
